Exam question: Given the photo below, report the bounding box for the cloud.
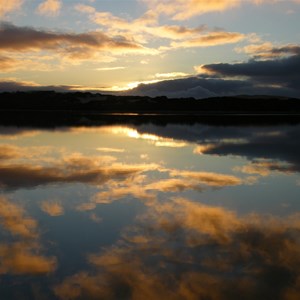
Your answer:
[0,242,57,275]
[0,22,155,71]
[0,196,37,238]
[124,75,290,98]
[235,161,295,176]
[95,67,125,71]
[75,4,245,52]
[145,0,300,20]
[40,200,64,216]
[0,0,22,17]
[149,25,207,40]
[0,144,51,160]
[100,126,187,148]
[119,123,300,176]
[124,47,300,98]
[0,22,144,53]
[0,78,76,92]
[96,147,125,153]
[87,167,243,209]
[0,144,23,160]
[236,43,300,59]
[154,72,189,79]
[54,197,300,300]
[201,52,300,91]
[0,126,40,140]
[0,152,159,190]
[170,31,245,49]
[169,170,242,186]
[0,196,57,275]
[36,0,62,17]
[0,55,19,71]
[196,126,300,173]
[144,0,240,20]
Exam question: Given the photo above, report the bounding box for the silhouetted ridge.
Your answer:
[0,91,299,114]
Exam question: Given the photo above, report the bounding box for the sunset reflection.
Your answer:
[0,123,299,299]
[0,197,57,275]
[54,197,300,300]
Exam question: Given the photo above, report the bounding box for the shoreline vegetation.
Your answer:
[1,91,300,127]
[1,91,300,114]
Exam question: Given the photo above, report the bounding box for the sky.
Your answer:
[0,0,300,98]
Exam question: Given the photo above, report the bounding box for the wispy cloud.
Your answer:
[144,0,240,20]
[0,196,57,275]
[0,0,22,17]
[0,151,160,190]
[236,42,300,59]
[170,31,245,49]
[36,0,62,17]
[0,196,37,238]
[0,22,157,72]
[40,200,64,216]
[96,147,125,153]
[95,67,125,71]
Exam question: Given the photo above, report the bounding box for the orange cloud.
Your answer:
[236,160,294,176]
[40,200,64,216]
[54,197,300,300]
[0,23,156,71]
[169,170,242,186]
[0,152,160,190]
[0,242,57,275]
[0,144,52,161]
[236,42,300,59]
[0,196,57,275]
[36,0,62,17]
[84,168,243,210]
[170,31,245,49]
[0,144,23,160]
[0,0,22,17]
[0,196,38,238]
[145,0,240,20]
[0,56,20,71]
[145,178,205,192]
[75,3,246,53]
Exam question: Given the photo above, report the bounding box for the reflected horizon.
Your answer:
[1,122,300,299]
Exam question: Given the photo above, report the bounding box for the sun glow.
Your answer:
[106,126,187,147]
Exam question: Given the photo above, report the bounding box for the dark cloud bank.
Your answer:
[125,47,300,98]
[134,123,300,174]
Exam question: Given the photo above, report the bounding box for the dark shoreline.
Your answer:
[1,92,300,127]
[1,110,300,128]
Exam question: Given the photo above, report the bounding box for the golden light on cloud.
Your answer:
[0,196,37,238]
[145,0,240,20]
[54,196,300,300]
[154,72,189,79]
[0,196,57,275]
[106,126,187,147]
[36,0,62,16]
[171,31,245,49]
[96,147,125,153]
[40,200,64,216]
[0,242,57,275]
[0,0,22,17]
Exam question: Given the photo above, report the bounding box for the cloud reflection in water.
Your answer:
[55,197,300,300]
[0,123,299,299]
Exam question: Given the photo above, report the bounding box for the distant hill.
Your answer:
[0,91,300,114]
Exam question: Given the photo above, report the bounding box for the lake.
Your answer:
[0,119,300,299]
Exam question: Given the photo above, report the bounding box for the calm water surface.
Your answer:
[0,121,300,299]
